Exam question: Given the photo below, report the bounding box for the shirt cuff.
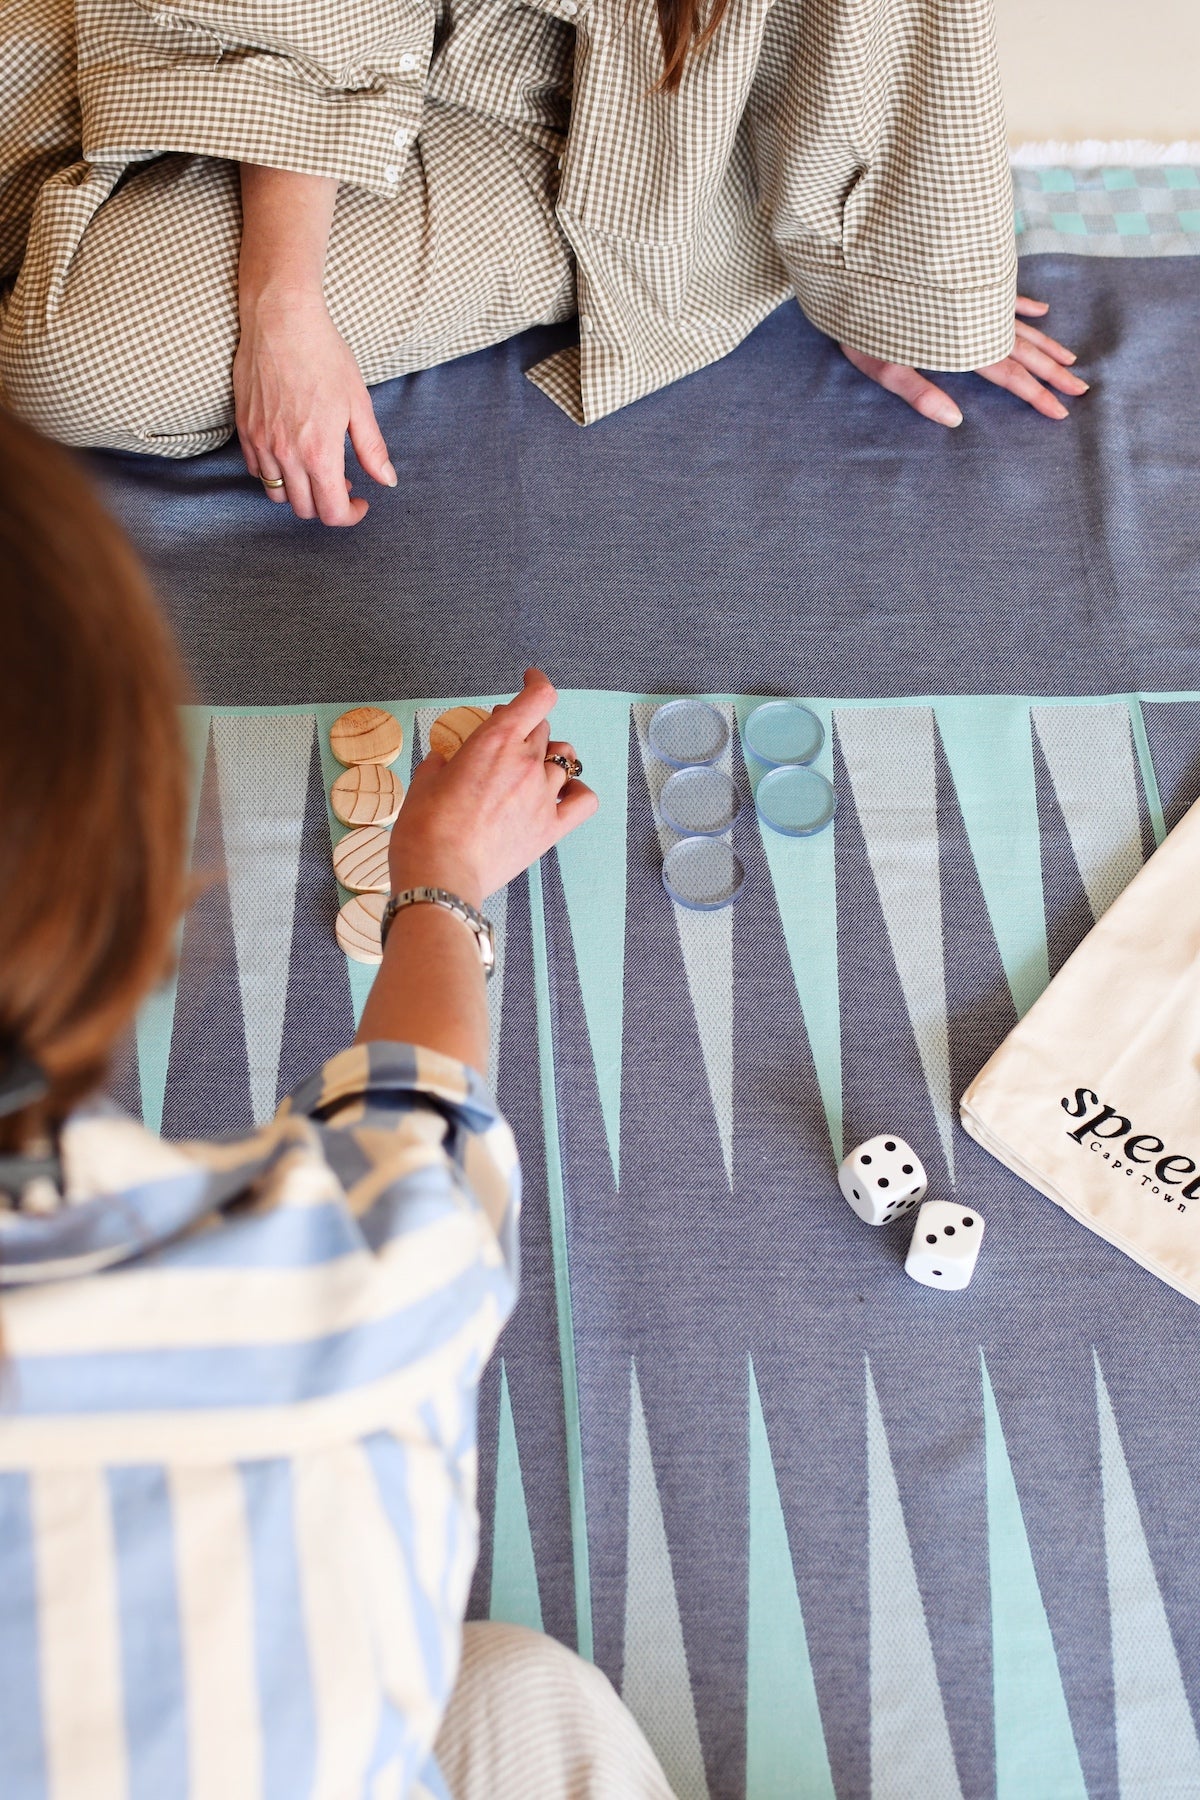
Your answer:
[780,247,1018,372]
[283,1042,502,1135]
[80,61,421,199]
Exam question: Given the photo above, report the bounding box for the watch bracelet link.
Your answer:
[380,886,496,977]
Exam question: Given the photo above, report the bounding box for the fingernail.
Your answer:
[1064,351,1077,364]
[383,461,398,487]
[1074,378,1090,392]
[939,403,963,428]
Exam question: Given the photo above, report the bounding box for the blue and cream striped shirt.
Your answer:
[0,1042,521,1800]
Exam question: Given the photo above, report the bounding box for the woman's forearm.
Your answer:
[238,165,339,306]
[356,904,491,1077]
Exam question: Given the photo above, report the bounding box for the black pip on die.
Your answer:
[838,1136,928,1226]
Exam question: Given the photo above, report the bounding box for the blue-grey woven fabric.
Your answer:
[93,253,1200,704]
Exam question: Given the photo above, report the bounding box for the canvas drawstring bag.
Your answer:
[961,797,1200,1303]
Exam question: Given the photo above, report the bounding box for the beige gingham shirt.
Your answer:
[76,0,1017,425]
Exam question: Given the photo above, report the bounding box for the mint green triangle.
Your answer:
[935,699,1049,1019]
[865,1357,964,1800]
[553,691,629,1183]
[623,1360,709,1800]
[1095,1354,1200,1792]
[747,1359,836,1800]
[135,706,212,1132]
[488,1360,543,1633]
[980,1355,1087,1799]
[737,700,841,1161]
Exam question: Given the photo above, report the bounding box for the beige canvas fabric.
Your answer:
[1,0,1016,450]
[961,800,1200,1305]
[433,1623,677,1799]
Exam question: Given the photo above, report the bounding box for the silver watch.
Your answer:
[380,887,496,977]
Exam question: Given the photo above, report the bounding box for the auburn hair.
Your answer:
[0,412,191,1152]
[656,0,729,90]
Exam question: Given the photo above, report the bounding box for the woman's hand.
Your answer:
[234,291,395,525]
[357,671,597,1073]
[388,670,599,906]
[839,297,1088,428]
[235,164,395,526]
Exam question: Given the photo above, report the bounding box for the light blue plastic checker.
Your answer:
[662,837,745,910]
[744,700,824,767]
[755,765,836,837]
[660,766,740,837]
[649,699,729,769]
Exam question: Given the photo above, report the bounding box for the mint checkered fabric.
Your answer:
[1013,165,1200,257]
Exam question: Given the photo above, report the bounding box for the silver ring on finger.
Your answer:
[545,753,582,780]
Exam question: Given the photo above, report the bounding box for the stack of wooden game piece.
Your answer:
[330,704,492,963]
[329,707,404,965]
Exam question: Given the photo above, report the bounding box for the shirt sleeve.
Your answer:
[75,0,431,196]
[747,0,1018,371]
[282,1041,522,1284]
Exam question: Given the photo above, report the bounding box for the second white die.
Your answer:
[838,1136,928,1226]
[905,1200,984,1290]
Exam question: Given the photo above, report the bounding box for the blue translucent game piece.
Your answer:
[755,766,836,837]
[662,838,745,910]
[660,766,740,837]
[743,700,824,768]
[648,699,729,769]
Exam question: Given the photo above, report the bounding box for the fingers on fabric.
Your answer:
[876,363,963,429]
[308,455,368,528]
[1015,294,1051,318]
[349,392,398,489]
[1009,338,1089,397]
[978,357,1070,420]
[1015,319,1077,365]
[839,344,962,428]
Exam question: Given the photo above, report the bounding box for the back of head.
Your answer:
[0,412,190,1149]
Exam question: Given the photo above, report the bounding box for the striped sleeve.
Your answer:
[283,1040,521,1279]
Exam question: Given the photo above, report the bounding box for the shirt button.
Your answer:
[399,52,417,70]
[384,164,399,183]
[579,313,594,332]
[560,1,578,14]
[393,128,411,149]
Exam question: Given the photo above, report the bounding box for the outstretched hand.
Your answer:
[388,670,599,906]
[839,297,1088,428]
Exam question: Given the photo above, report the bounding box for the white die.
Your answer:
[905,1200,984,1290]
[838,1135,928,1226]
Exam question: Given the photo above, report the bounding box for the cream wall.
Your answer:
[994,0,1200,145]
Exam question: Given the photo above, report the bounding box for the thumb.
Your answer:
[349,388,397,489]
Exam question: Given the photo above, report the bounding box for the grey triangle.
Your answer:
[1032,705,1144,924]
[623,1361,710,1800]
[212,712,314,1126]
[835,706,954,1180]
[866,1359,965,1800]
[634,703,734,1185]
[1095,1356,1200,1795]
